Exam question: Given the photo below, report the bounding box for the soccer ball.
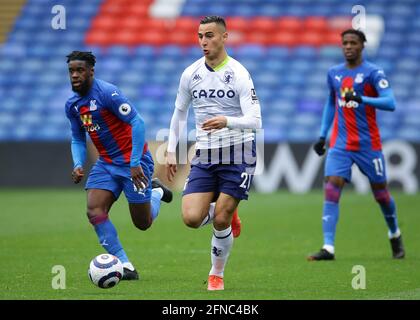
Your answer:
[88,254,123,289]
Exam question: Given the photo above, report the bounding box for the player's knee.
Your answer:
[373,189,391,204]
[182,210,202,229]
[324,181,342,203]
[87,210,108,225]
[213,211,232,229]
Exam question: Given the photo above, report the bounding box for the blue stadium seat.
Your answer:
[258,4,283,17]
[266,47,291,59]
[1,0,419,142]
[231,5,255,17]
[133,46,157,58]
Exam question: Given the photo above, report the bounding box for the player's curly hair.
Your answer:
[200,15,226,30]
[66,51,96,67]
[341,29,367,43]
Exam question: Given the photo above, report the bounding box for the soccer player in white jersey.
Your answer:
[165,16,262,291]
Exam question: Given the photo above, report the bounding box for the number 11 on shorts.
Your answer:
[372,158,384,176]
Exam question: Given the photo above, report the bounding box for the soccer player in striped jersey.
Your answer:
[65,51,173,280]
[165,16,262,290]
[308,29,405,261]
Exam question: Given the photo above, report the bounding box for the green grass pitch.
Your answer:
[0,189,419,300]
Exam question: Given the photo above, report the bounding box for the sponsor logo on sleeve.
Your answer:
[378,79,389,89]
[119,103,131,116]
[251,88,259,104]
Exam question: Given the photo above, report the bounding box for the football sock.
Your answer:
[150,188,163,221]
[89,214,129,264]
[122,262,135,271]
[322,182,342,248]
[373,189,399,235]
[209,226,233,277]
[200,202,215,227]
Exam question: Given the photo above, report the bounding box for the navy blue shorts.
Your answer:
[183,142,256,201]
[85,150,154,203]
[325,148,387,184]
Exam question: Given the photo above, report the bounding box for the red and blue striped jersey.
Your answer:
[327,61,390,151]
[65,79,147,165]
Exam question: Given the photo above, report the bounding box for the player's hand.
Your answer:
[313,137,326,156]
[344,91,363,104]
[202,116,227,131]
[165,151,177,182]
[72,167,84,184]
[131,166,148,191]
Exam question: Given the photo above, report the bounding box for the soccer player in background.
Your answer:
[65,51,173,280]
[308,29,405,261]
[165,16,262,291]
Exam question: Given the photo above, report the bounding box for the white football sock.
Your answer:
[209,226,233,277]
[322,244,335,254]
[122,262,135,271]
[388,228,401,239]
[200,202,215,227]
[152,187,164,199]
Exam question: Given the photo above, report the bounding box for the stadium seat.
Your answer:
[226,17,248,32]
[251,17,277,33]
[2,0,420,142]
[271,31,298,46]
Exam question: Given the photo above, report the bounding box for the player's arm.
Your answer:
[360,90,395,111]
[345,70,396,111]
[129,114,149,191]
[166,70,191,182]
[106,89,148,190]
[68,114,86,183]
[314,74,335,156]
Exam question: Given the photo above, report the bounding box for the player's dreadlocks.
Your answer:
[341,29,367,43]
[66,51,96,67]
[200,15,227,31]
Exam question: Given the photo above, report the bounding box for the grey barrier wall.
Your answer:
[0,140,419,193]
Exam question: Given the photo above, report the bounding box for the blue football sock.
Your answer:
[150,189,162,221]
[379,197,398,234]
[322,201,340,246]
[94,219,129,264]
[373,189,399,235]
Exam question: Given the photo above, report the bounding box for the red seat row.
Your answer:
[86,0,350,47]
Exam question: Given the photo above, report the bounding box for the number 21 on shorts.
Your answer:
[240,172,252,190]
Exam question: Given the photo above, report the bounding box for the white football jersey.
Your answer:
[175,56,260,149]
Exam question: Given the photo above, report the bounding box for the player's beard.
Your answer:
[72,78,90,95]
